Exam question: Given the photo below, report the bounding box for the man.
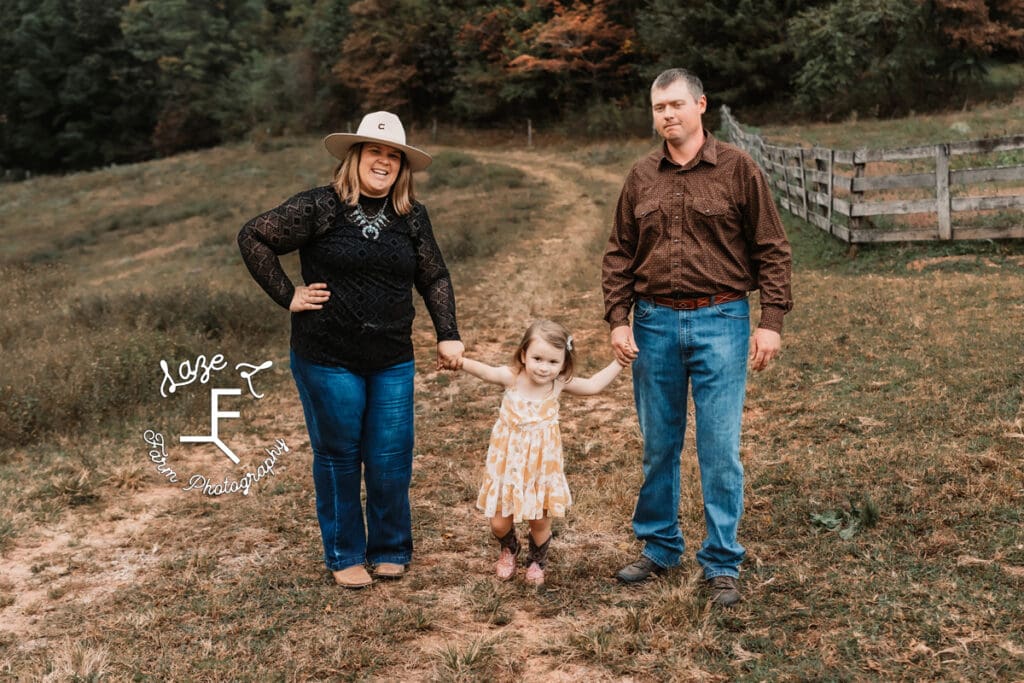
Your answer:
[602,68,792,606]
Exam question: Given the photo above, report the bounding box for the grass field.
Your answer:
[1,99,1023,680]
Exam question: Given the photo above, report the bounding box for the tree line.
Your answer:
[1,0,1021,174]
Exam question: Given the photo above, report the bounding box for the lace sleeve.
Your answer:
[237,188,331,309]
[409,204,461,342]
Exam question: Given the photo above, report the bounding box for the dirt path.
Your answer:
[407,149,632,680]
[447,148,620,326]
[0,390,311,648]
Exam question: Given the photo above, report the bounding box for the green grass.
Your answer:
[424,150,550,262]
[753,93,1024,149]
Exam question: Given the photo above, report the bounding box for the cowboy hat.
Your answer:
[323,111,432,171]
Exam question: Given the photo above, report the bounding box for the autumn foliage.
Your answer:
[932,0,1024,56]
[2,0,1022,173]
[506,0,635,80]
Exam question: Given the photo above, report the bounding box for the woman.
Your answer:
[238,111,464,588]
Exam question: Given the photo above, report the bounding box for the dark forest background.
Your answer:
[2,0,1022,175]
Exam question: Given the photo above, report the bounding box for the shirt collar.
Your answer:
[656,129,718,171]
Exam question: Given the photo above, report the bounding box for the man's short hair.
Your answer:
[651,68,704,101]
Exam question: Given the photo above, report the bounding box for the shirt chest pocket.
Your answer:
[633,200,665,235]
[686,197,733,231]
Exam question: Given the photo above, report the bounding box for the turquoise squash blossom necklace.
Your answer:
[351,197,390,240]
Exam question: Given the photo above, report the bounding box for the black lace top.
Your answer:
[238,185,460,371]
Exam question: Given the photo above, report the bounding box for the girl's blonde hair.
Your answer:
[512,319,576,381]
[331,143,416,215]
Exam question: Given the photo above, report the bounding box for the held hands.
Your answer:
[290,283,330,312]
[610,326,639,366]
[436,340,465,371]
[749,328,781,372]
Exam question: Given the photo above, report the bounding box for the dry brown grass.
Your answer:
[1,128,1023,680]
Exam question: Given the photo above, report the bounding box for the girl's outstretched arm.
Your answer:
[458,357,517,387]
[562,359,627,396]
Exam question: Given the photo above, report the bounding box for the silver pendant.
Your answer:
[352,197,390,240]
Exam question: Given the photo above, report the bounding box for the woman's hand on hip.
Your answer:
[437,340,465,370]
[289,283,330,312]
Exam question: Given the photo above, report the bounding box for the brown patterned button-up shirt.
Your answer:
[602,131,793,332]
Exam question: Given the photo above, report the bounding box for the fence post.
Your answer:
[780,148,791,213]
[812,149,833,236]
[935,144,951,240]
[849,152,866,242]
[798,148,809,221]
[815,150,834,236]
[432,117,438,143]
[527,119,533,148]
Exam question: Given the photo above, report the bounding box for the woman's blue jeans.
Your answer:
[290,351,415,571]
[631,297,749,579]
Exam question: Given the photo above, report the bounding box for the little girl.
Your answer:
[455,319,628,585]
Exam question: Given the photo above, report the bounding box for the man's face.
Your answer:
[651,80,707,146]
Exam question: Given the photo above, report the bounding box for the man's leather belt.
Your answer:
[642,290,747,310]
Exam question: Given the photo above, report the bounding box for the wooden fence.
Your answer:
[720,106,1024,244]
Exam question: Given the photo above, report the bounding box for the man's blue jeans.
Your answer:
[631,297,749,579]
[290,351,415,571]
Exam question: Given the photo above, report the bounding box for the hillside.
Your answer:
[1,117,1023,679]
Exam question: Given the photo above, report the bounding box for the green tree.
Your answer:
[0,0,157,173]
[121,0,263,154]
[450,3,520,121]
[332,0,463,117]
[208,0,356,138]
[788,0,953,118]
[636,0,826,109]
[291,0,357,128]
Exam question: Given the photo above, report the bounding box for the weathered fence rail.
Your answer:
[720,106,1024,244]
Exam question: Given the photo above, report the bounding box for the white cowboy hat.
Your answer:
[323,111,432,171]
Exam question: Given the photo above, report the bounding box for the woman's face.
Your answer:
[358,143,403,197]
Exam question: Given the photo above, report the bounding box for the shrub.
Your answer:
[788,0,954,118]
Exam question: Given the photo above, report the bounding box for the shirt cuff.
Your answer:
[606,303,632,330]
[758,306,786,334]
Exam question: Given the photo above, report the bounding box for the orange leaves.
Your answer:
[506,0,635,77]
[932,0,1024,55]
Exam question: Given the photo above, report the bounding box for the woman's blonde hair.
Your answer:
[331,143,416,214]
[511,319,576,381]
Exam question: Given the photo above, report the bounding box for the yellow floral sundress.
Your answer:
[476,387,571,522]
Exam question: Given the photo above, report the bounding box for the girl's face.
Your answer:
[520,337,566,387]
[358,143,403,197]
